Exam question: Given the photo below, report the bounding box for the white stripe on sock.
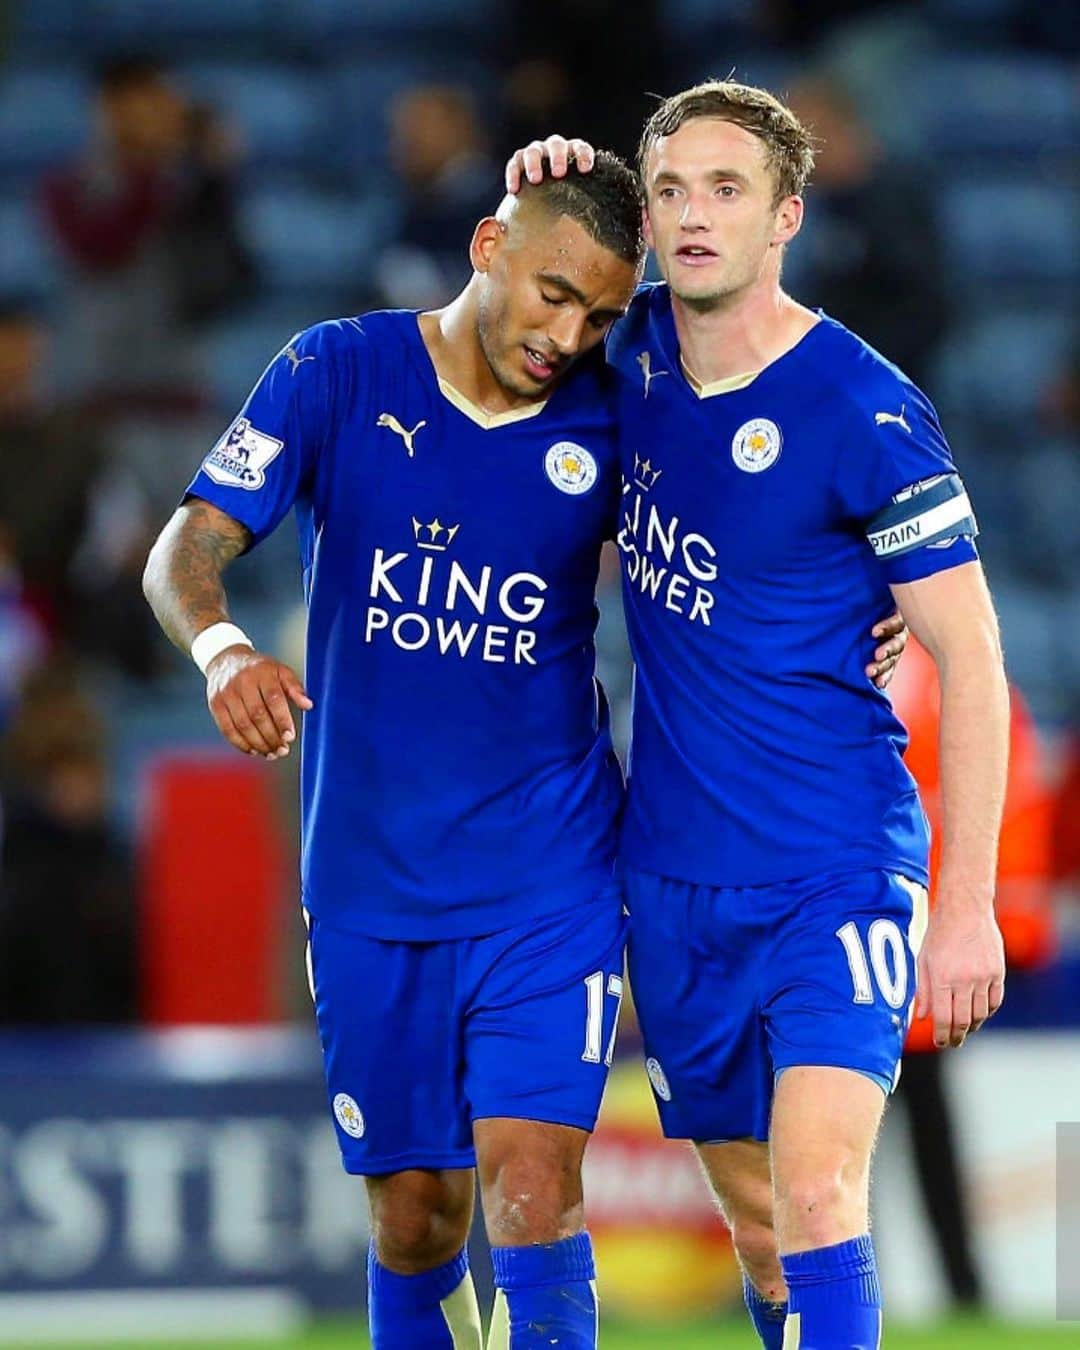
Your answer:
[486,1289,509,1350]
[438,1271,483,1349]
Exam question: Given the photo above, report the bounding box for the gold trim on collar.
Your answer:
[437,377,549,430]
[680,355,760,399]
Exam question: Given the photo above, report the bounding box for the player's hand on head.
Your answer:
[504,136,595,193]
[915,901,1006,1049]
[205,646,313,761]
[867,609,908,689]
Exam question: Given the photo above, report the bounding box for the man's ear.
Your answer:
[641,203,654,251]
[773,194,804,247]
[470,217,505,273]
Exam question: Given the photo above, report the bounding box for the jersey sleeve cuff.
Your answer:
[879,535,979,584]
[184,475,274,547]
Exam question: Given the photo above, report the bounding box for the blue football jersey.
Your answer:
[607,285,979,888]
[186,312,624,938]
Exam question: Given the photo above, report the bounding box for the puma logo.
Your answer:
[874,406,911,434]
[284,345,315,374]
[637,351,670,398]
[376,413,427,458]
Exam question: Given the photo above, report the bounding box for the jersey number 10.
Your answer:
[836,920,909,1009]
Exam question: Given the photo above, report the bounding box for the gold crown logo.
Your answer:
[633,454,663,491]
[412,517,461,551]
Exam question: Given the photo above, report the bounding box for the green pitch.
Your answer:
[38,1314,1079,1349]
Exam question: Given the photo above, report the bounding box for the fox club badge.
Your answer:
[333,1093,365,1139]
[545,442,598,496]
[731,418,782,474]
[645,1056,672,1101]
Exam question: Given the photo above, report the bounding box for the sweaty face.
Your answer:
[476,213,638,400]
[644,118,794,311]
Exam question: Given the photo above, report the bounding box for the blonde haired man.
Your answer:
[509,81,1006,1349]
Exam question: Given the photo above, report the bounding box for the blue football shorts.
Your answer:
[305,888,627,1174]
[624,867,928,1143]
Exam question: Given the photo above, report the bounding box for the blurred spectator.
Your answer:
[375,85,496,310]
[40,57,253,413]
[1043,345,1080,435]
[0,301,104,629]
[890,638,1055,1309]
[500,0,667,164]
[0,302,160,681]
[0,663,137,1024]
[67,460,162,682]
[785,74,950,388]
[0,523,49,729]
[1022,344,1080,586]
[168,100,256,326]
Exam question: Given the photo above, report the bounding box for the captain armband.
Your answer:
[866,472,978,559]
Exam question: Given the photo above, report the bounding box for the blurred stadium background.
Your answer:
[0,0,1076,1345]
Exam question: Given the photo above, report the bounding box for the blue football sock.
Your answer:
[489,1232,597,1349]
[743,1275,788,1349]
[780,1233,882,1349]
[367,1245,482,1349]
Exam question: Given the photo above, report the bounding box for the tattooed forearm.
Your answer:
[142,498,253,653]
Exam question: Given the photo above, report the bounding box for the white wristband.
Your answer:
[191,622,254,675]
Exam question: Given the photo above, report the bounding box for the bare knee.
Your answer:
[776,1166,868,1253]
[771,1066,882,1253]
[368,1170,474,1274]
[476,1120,587,1246]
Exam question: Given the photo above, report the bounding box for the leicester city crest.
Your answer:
[645,1056,672,1102]
[333,1092,365,1139]
[731,418,782,474]
[545,441,598,496]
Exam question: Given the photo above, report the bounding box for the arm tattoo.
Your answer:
[142,498,254,653]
